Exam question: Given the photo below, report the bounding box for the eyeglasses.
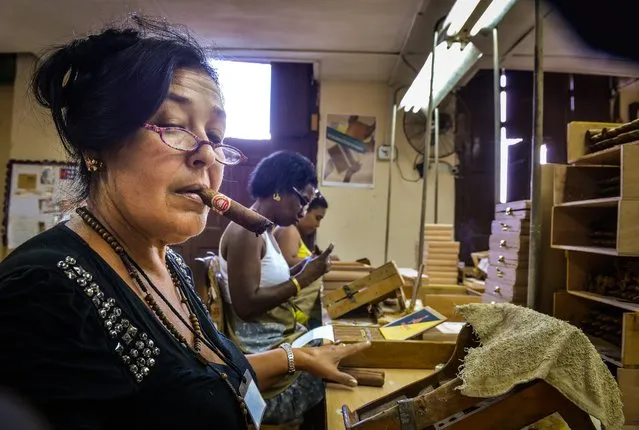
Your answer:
[143,123,247,166]
[292,187,318,208]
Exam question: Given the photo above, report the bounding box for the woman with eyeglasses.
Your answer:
[218,150,336,424]
[0,17,368,430]
[274,194,331,328]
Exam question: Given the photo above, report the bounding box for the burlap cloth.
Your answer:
[455,303,624,430]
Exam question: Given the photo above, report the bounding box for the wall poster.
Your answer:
[322,114,377,188]
[2,160,78,250]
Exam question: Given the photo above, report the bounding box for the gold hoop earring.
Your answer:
[86,158,103,173]
[273,193,281,202]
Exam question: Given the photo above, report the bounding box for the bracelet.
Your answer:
[290,276,302,296]
[280,342,295,375]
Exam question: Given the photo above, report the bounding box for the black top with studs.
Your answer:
[0,224,255,429]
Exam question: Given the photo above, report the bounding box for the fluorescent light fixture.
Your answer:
[540,143,548,164]
[500,90,507,123]
[400,41,483,113]
[442,0,482,37]
[470,0,518,36]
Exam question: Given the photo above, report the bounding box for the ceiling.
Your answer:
[1,0,639,86]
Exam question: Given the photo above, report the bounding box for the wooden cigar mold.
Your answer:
[341,324,597,430]
[197,189,274,236]
[323,262,406,319]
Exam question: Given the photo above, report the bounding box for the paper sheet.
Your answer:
[435,321,466,334]
[292,325,335,348]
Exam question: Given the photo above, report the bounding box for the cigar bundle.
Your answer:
[197,189,274,236]
[579,307,623,347]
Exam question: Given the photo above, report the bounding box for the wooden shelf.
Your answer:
[552,244,620,256]
[556,196,620,208]
[551,200,639,256]
[572,144,623,166]
[587,334,623,367]
[567,290,639,312]
[554,291,639,368]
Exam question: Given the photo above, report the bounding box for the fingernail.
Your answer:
[349,378,358,387]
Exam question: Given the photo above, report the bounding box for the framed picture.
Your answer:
[2,160,78,250]
[322,114,377,188]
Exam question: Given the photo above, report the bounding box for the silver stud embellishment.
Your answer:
[57,256,160,383]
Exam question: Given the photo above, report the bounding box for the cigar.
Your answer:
[339,367,385,387]
[197,189,274,236]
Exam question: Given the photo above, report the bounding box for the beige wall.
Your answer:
[0,57,457,267]
[10,54,64,160]
[316,81,455,268]
[0,54,65,257]
[0,84,14,218]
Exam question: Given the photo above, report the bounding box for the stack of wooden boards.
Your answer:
[420,224,460,285]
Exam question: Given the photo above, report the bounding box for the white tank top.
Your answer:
[219,232,291,303]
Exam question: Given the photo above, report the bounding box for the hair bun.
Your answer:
[68,29,139,70]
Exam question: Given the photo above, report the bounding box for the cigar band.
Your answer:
[212,194,231,214]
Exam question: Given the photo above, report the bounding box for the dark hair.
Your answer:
[308,195,328,211]
[31,15,218,202]
[248,151,317,199]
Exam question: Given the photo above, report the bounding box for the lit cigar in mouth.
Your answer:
[197,189,274,236]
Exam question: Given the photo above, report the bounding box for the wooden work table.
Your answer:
[319,280,452,429]
[325,368,434,430]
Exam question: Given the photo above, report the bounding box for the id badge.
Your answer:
[239,369,266,429]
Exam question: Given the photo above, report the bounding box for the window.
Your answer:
[210,60,272,140]
[499,71,522,203]
[499,71,547,203]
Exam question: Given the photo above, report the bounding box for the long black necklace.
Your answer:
[76,207,250,423]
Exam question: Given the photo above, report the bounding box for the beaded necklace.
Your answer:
[76,207,250,425]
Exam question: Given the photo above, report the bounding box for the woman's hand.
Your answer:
[294,342,371,386]
[297,244,333,286]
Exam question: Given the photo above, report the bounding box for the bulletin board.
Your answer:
[2,160,78,250]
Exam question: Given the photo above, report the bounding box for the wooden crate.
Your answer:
[566,121,621,163]
[488,250,528,268]
[555,142,639,204]
[551,199,639,256]
[554,292,639,368]
[323,261,404,319]
[495,199,531,216]
[484,278,527,304]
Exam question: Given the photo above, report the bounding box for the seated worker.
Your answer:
[275,194,328,266]
[219,150,333,423]
[274,194,329,327]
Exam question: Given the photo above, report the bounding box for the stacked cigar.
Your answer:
[585,118,639,154]
[579,307,623,347]
[585,261,639,303]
